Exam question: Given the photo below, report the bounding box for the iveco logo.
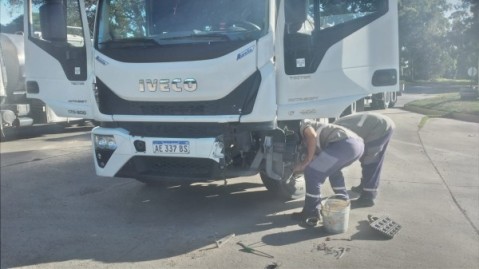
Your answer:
[139,78,198,92]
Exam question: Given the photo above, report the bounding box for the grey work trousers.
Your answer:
[303,136,364,213]
[356,128,394,199]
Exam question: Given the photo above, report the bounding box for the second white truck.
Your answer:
[1,31,84,138]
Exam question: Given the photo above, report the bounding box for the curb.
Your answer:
[402,105,479,124]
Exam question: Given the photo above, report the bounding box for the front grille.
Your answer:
[97,71,261,116]
[116,156,220,181]
[139,104,206,115]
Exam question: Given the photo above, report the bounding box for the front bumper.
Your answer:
[92,127,224,181]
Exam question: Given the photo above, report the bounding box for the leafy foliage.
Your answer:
[399,0,478,81]
[399,0,451,80]
[1,0,97,34]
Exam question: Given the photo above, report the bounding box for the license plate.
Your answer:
[152,141,190,154]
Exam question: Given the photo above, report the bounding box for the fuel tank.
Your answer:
[0,33,25,99]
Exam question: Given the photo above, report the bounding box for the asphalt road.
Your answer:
[1,107,478,269]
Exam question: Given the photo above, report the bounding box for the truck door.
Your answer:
[24,0,94,119]
[276,0,399,120]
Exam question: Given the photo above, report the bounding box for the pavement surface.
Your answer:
[335,109,479,269]
[1,107,478,269]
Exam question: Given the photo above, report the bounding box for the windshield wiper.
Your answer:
[158,32,231,42]
[98,37,160,48]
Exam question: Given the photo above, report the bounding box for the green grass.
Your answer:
[407,79,475,87]
[418,116,430,130]
[406,93,479,116]
[421,78,472,84]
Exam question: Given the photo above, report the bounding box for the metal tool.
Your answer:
[316,243,350,259]
[337,247,350,259]
[326,237,352,241]
[215,233,235,248]
[237,242,274,258]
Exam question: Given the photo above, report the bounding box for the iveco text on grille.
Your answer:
[139,79,198,92]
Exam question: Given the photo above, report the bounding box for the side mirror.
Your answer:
[39,0,67,42]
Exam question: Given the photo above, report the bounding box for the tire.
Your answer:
[90,120,101,126]
[72,119,88,127]
[340,98,365,117]
[260,172,305,200]
[340,101,356,117]
[328,117,338,123]
[388,92,397,108]
[372,92,390,110]
[356,98,365,112]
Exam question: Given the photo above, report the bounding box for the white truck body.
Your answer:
[0,32,81,135]
[24,0,399,197]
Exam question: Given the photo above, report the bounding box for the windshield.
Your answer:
[96,0,268,48]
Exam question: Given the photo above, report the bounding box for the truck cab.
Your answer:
[24,0,399,199]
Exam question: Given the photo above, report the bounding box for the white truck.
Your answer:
[0,31,83,138]
[24,0,399,199]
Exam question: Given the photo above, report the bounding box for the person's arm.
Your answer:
[294,126,317,172]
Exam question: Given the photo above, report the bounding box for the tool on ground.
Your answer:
[265,262,280,269]
[337,247,351,259]
[237,242,274,258]
[326,237,352,241]
[368,215,402,238]
[215,233,235,248]
[316,243,350,259]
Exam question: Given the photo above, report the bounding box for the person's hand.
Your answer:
[293,162,307,173]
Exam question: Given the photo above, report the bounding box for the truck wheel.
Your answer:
[388,92,397,108]
[356,98,365,112]
[260,172,305,200]
[340,101,356,117]
[372,92,390,110]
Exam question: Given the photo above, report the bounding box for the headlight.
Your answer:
[94,135,117,150]
[97,138,107,149]
[94,135,117,168]
[107,140,117,150]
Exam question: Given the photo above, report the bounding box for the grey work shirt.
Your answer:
[333,112,395,143]
[300,119,361,152]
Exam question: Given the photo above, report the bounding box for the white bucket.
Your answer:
[321,194,350,234]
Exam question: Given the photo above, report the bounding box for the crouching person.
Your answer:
[292,119,364,225]
[334,112,395,208]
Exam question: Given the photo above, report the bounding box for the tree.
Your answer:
[0,14,23,34]
[1,0,97,34]
[461,0,479,82]
[442,0,478,80]
[398,0,453,80]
